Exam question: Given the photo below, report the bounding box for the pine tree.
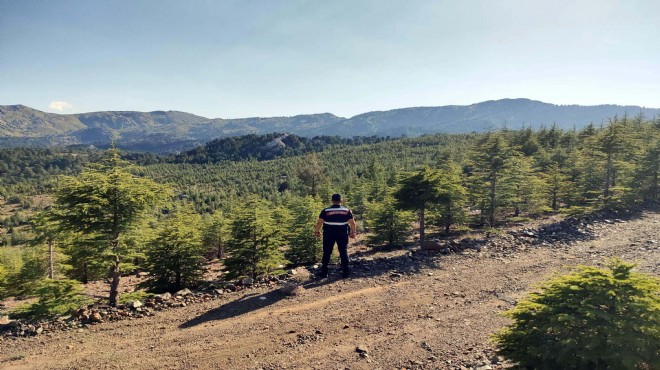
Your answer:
[597,119,633,206]
[394,166,444,242]
[435,160,468,234]
[285,195,323,265]
[365,194,415,247]
[503,154,548,217]
[49,149,168,305]
[5,246,47,297]
[146,207,206,291]
[16,279,89,319]
[296,153,328,197]
[224,196,287,279]
[494,259,660,369]
[470,132,515,226]
[364,157,388,202]
[631,120,660,204]
[202,211,230,259]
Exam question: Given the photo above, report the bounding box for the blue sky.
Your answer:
[1,0,658,118]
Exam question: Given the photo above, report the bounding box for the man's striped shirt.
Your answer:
[319,205,353,230]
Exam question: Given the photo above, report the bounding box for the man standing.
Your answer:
[315,194,357,278]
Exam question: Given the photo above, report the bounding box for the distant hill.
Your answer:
[1,99,658,152]
[0,105,84,137]
[174,133,391,163]
[332,99,660,136]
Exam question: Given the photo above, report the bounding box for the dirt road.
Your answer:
[1,212,658,370]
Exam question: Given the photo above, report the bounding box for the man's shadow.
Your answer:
[179,249,441,329]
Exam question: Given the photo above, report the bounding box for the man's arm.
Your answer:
[348,218,357,239]
[314,218,324,238]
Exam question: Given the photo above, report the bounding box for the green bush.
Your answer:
[285,196,323,265]
[146,208,206,291]
[365,196,415,248]
[12,279,89,319]
[493,259,660,369]
[118,291,154,305]
[0,247,23,299]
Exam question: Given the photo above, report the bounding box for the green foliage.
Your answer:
[365,195,415,248]
[469,132,516,226]
[285,196,323,265]
[503,154,549,216]
[12,279,89,319]
[224,196,287,279]
[174,133,393,163]
[2,117,660,311]
[5,246,47,297]
[0,147,93,196]
[633,133,660,204]
[494,259,660,369]
[202,210,230,259]
[145,207,206,291]
[0,247,22,299]
[118,291,154,305]
[434,159,468,233]
[394,166,445,241]
[49,149,169,305]
[296,153,329,197]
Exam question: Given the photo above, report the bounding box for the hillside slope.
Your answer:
[1,99,658,152]
[0,105,84,137]
[2,212,658,369]
[333,99,660,136]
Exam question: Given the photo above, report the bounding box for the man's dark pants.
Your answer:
[321,228,349,275]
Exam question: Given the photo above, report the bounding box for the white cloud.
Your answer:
[48,101,73,111]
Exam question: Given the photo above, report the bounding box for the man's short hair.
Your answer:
[331,193,342,202]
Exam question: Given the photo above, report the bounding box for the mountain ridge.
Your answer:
[1,99,658,152]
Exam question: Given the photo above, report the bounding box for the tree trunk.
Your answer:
[109,256,121,306]
[217,239,224,259]
[489,174,497,226]
[419,206,426,243]
[82,261,88,284]
[445,204,452,234]
[652,166,659,203]
[603,154,612,203]
[47,239,54,279]
[109,238,121,306]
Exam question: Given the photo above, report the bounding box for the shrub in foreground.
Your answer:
[493,259,660,369]
[13,279,89,319]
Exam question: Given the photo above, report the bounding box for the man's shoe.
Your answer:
[318,267,328,278]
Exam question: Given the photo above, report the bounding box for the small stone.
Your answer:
[355,345,369,354]
[130,300,143,309]
[242,277,254,286]
[490,356,504,364]
[175,288,192,296]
